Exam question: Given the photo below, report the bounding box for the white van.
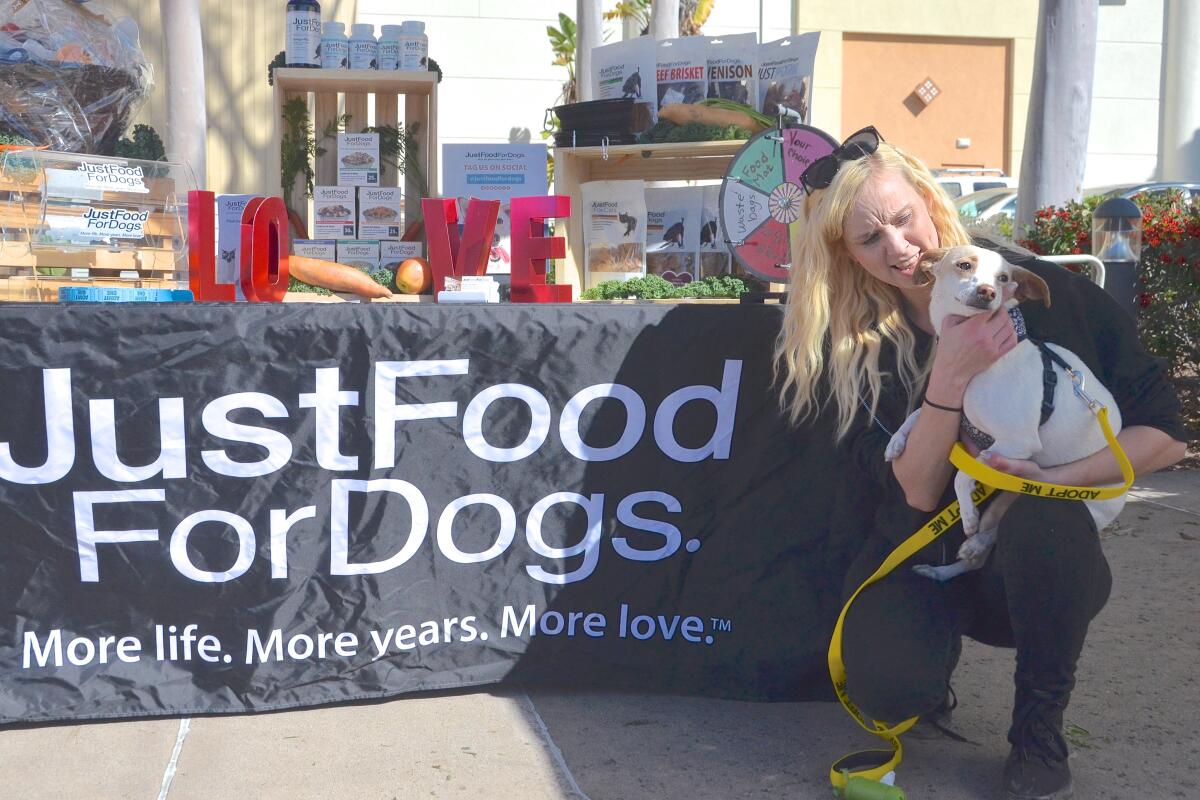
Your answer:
[934,168,1018,199]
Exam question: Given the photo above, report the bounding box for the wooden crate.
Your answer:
[552,140,746,296]
[270,68,438,235]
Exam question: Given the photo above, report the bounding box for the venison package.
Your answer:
[655,36,708,112]
[758,32,820,123]
[645,186,701,286]
[706,32,757,106]
[582,180,646,288]
[592,35,657,111]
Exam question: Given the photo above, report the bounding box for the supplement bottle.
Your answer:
[320,21,348,69]
[285,0,322,68]
[378,24,403,71]
[348,23,378,70]
[400,20,428,71]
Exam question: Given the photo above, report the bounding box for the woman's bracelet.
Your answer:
[922,396,963,414]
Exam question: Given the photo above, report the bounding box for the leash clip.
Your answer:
[1068,368,1103,412]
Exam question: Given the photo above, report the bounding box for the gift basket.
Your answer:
[0,0,153,154]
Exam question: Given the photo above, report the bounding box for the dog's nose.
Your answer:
[976,285,996,302]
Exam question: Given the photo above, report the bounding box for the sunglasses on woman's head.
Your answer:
[800,126,883,195]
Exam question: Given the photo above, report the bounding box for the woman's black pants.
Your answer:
[840,494,1113,729]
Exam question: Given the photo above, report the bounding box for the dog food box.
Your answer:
[357,187,403,239]
[216,194,255,296]
[380,240,422,271]
[337,239,380,271]
[337,132,380,186]
[313,186,358,240]
[292,239,337,261]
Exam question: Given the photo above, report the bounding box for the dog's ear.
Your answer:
[913,248,946,286]
[1011,265,1051,308]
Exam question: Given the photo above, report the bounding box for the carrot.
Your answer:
[286,255,393,299]
[400,218,424,242]
[658,102,766,132]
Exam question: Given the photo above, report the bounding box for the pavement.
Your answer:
[4,469,1199,800]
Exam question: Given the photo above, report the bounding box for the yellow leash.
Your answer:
[948,407,1133,501]
[828,396,1133,796]
[827,481,996,792]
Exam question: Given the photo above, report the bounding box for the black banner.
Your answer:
[0,303,876,724]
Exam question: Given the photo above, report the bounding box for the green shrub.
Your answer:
[1020,191,1200,442]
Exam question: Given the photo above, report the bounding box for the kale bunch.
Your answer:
[638,121,754,144]
[580,274,747,300]
[114,124,166,162]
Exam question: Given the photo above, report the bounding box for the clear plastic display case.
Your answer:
[0,150,195,301]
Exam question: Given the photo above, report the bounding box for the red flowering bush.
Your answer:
[1019,196,1102,259]
[1020,190,1200,441]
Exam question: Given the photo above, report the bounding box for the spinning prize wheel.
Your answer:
[718,125,839,282]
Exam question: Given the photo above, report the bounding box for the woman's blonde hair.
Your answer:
[773,141,972,440]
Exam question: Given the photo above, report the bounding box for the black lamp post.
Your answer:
[1091,197,1143,317]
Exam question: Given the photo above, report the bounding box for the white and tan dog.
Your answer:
[884,245,1124,581]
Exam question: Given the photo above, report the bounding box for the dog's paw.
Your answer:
[960,504,980,537]
[912,563,964,582]
[958,534,992,565]
[884,431,909,462]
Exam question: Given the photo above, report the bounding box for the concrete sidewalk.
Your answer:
[4,471,1198,800]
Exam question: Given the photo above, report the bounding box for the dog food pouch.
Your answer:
[645,186,701,286]
[706,32,757,106]
[758,32,820,123]
[582,180,646,288]
[699,183,731,279]
[592,35,657,121]
[656,36,708,112]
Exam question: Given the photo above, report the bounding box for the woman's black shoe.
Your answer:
[1003,690,1072,800]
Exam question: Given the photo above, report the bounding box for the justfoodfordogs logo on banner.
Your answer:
[6,360,744,673]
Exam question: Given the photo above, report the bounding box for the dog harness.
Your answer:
[960,307,1071,452]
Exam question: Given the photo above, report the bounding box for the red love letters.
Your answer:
[187,191,290,303]
[510,195,572,303]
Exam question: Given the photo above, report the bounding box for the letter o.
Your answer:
[170,510,256,583]
[68,637,96,666]
[539,611,565,635]
[436,494,517,564]
[559,383,646,461]
[288,635,314,660]
[463,384,551,462]
[630,616,656,640]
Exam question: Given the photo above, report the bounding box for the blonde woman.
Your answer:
[776,128,1186,800]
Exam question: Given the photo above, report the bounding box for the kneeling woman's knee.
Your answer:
[996,495,1101,560]
[842,632,954,722]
